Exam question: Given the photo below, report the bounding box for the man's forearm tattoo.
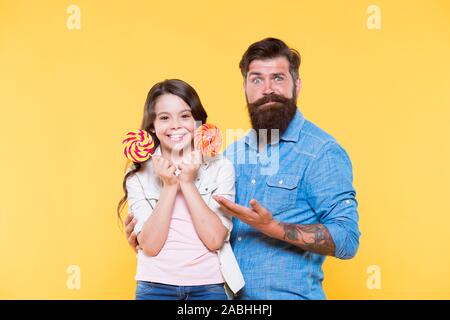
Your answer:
[279,223,336,256]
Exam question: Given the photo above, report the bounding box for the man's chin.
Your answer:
[249,103,297,138]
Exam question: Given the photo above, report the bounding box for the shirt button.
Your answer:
[251,179,256,184]
[237,237,242,241]
[279,180,283,185]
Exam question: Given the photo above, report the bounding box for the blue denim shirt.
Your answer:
[224,110,360,300]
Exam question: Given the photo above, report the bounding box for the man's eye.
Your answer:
[252,78,262,84]
[275,76,284,81]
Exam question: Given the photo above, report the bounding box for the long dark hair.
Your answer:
[117,79,208,221]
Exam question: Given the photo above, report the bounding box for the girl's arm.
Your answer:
[137,184,178,256]
[137,156,179,257]
[180,181,228,251]
[179,151,228,251]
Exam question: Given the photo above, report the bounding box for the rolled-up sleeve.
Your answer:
[305,142,361,259]
[126,172,154,235]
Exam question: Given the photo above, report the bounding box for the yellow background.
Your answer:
[1,0,449,299]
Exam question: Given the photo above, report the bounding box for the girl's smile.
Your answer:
[153,93,196,158]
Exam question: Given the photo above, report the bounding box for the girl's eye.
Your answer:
[182,114,191,118]
[159,116,169,120]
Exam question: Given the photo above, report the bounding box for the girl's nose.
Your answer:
[170,119,182,130]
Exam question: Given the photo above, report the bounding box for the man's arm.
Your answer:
[213,197,336,256]
[277,222,335,256]
[213,141,360,259]
[303,142,360,259]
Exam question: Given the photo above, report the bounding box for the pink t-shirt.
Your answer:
[135,192,225,286]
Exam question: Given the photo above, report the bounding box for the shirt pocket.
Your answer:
[264,174,300,215]
[199,182,219,206]
[132,194,159,235]
[144,197,157,210]
[144,191,159,210]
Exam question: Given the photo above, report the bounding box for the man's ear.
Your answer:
[295,78,302,96]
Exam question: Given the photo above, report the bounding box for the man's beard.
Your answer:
[247,92,298,144]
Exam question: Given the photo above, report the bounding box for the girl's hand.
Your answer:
[178,150,202,184]
[152,155,178,187]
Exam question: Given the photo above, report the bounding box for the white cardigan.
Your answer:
[125,147,245,294]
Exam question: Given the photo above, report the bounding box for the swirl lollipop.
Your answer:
[194,123,222,157]
[122,129,155,163]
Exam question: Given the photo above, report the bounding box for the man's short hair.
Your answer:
[239,38,301,81]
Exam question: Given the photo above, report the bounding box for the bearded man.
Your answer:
[213,38,361,300]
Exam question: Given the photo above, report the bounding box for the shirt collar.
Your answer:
[281,109,304,142]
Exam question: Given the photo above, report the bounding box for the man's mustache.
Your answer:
[249,94,290,109]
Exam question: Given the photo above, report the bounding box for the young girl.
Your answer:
[117,79,244,300]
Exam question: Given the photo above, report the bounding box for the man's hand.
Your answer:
[124,213,141,253]
[212,196,275,235]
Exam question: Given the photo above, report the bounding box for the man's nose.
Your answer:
[262,80,275,95]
